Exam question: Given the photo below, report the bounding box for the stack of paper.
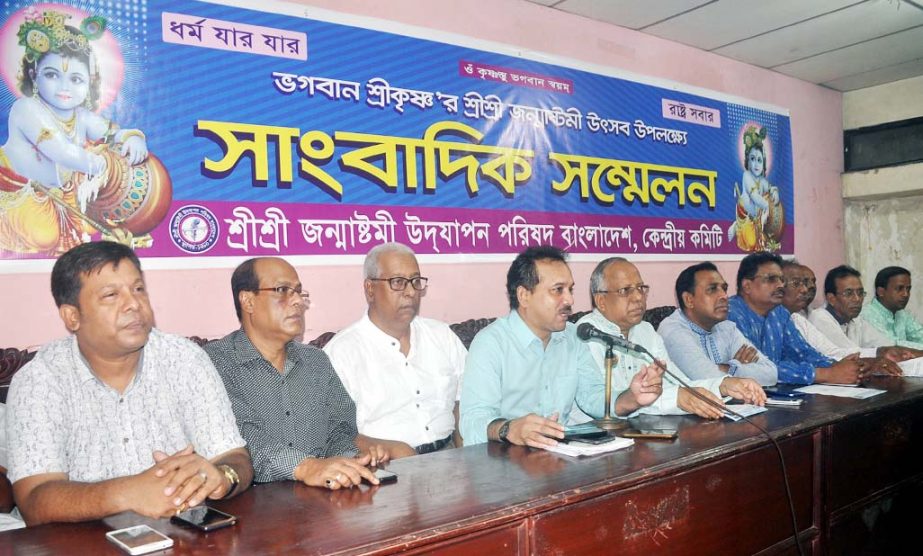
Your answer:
[546,436,634,457]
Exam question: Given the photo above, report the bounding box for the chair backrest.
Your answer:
[1,348,36,404]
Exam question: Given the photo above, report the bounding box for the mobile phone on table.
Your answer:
[170,506,237,532]
[563,423,608,442]
[365,467,398,484]
[764,386,806,399]
[106,525,173,555]
[618,428,678,440]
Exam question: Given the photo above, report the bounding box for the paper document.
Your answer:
[546,436,634,457]
[723,404,768,421]
[795,385,885,399]
[898,357,923,377]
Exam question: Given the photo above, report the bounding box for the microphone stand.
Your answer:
[593,343,629,431]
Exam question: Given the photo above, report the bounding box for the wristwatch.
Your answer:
[218,464,240,499]
[498,419,512,444]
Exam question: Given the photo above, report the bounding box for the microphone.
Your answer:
[576,322,645,354]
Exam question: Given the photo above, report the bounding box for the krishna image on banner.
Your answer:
[728,124,784,252]
[0,4,171,257]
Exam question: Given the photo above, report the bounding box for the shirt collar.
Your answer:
[870,297,896,320]
[71,334,146,388]
[824,304,852,325]
[586,309,627,337]
[508,309,566,348]
[231,328,303,365]
[677,309,714,336]
[730,295,764,321]
[359,312,416,352]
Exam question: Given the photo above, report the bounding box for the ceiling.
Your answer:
[525,0,923,91]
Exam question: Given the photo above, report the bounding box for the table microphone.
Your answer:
[575,320,805,555]
[576,323,644,354]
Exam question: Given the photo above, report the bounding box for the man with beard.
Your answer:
[578,259,765,423]
[206,258,387,490]
[860,266,923,350]
[805,266,911,373]
[728,252,861,385]
[325,243,466,455]
[659,261,777,387]
[460,246,664,447]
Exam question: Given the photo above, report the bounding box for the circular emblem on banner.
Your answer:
[170,205,220,254]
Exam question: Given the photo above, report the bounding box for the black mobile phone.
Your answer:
[764,386,806,399]
[619,428,678,440]
[170,506,237,532]
[562,423,608,442]
[364,467,398,485]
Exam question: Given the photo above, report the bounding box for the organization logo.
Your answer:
[169,205,220,254]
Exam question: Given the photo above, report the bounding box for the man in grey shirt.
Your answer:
[7,241,252,525]
[660,261,778,386]
[206,257,390,490]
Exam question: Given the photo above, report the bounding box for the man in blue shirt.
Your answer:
[459,246,664,447]
[727,252,860,385]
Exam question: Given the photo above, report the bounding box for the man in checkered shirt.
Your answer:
[206,257,393,489]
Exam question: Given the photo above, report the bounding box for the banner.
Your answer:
[0,0,794,268]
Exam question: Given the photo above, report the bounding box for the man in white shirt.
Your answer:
[325,243,466,454]
[807,265,906,375]
[781,260,861,361]
[574,258,765,423]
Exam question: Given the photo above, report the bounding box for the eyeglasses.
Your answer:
[836,289,866,299]
[253,286,310,302]
[597,284,651,298]
[753,274,785,285]
[368,276,429,291]
[785,278,816,289]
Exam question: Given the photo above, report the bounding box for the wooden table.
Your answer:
[4,377,923,555]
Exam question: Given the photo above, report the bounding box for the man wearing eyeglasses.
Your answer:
[660,261,778,388]
[577,259,766,422]
[324,243,466,456]
[728,252,862,385]
[205,257,386,490]
[805,266,911,373]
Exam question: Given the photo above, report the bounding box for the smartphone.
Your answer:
[106,525,173,555]
[764,386,806,399]
[563,423,608,442]
[170,506,237,532]
[365,467,398,484]
[619,428,678,440]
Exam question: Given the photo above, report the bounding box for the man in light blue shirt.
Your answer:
[459,246,664,447]
[660,261,778,386]
[860,266,923,351]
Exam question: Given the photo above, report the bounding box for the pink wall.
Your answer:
[0,0,844,348]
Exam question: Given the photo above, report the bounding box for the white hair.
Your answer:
[363,242,417,279]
